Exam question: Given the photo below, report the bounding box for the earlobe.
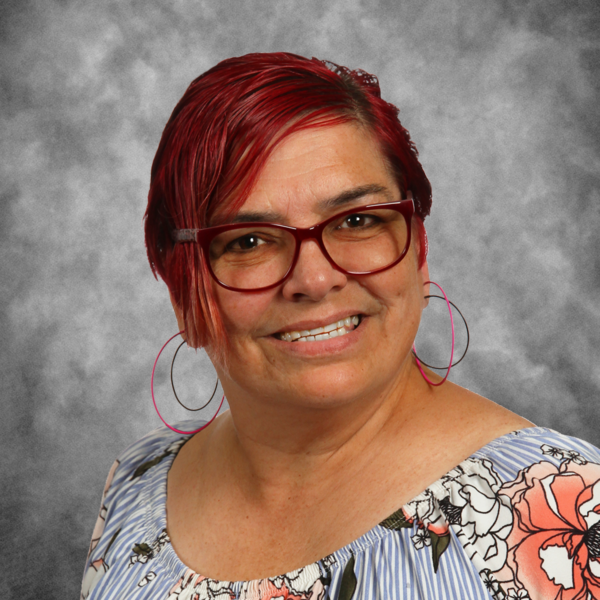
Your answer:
[421,259,430,308]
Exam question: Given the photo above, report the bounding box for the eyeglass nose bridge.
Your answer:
[279,205,415,286]
[281,221,346,284]
[197,197,415,292]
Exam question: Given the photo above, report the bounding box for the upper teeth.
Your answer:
[279,315,360,342]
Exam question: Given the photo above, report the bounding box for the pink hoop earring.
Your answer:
[412,281,454,387]
[151,331,225,435]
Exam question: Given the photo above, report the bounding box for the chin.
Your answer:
[279,367,378,409]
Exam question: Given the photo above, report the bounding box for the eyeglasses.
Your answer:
[172,197,414,292]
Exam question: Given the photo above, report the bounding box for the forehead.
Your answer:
[238,123,399,224]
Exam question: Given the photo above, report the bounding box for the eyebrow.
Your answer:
[317,184,392,210]
[226,184,393,225]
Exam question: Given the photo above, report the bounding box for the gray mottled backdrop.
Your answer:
[2,0,599,596]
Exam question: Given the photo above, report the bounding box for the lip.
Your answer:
[269,310,365,336]
[266,315,367,356]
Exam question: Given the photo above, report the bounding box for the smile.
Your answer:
[277,315,362,342]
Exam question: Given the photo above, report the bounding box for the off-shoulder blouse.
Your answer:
[81,422,600,600]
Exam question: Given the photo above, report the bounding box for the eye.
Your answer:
[226,234,266,252]
[339,213,379,229]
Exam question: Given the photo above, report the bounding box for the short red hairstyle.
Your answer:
[144,52,432,362]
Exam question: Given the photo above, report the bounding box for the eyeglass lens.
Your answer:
[208,206,409,290]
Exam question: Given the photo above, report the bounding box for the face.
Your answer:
[200,123,429,409]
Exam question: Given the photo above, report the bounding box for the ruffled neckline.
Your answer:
[144,423,550,589]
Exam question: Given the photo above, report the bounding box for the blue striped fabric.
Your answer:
[81,425,600,600]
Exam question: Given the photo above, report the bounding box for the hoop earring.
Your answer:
[416,296,470,369]
[151,331,225,435]
[412,281,468,387]
[171,341,219,411]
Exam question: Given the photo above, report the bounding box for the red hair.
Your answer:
[144,52,432,363]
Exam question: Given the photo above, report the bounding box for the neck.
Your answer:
[210,358,429,502]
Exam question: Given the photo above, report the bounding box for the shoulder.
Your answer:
[84,423,193,561]
[103,424,191,498]
[471,427,600,476]
[400,428,600,598]
[469,427,600,521]
[469,428,600,598]
[428,381,599,476]
[81,423,196,598]
[419,382,534,471]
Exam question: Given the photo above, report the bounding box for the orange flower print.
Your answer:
[167,570,235,599]
[81,558,109,599]
[496,456,600,600]
[167,561,330,600]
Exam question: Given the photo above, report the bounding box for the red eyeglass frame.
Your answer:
[172,197,415,293]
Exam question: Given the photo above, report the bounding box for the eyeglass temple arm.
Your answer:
[171,229,201,243]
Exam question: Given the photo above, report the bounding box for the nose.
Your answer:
[280,238,348,301]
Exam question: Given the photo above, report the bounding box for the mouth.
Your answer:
[275,314,363,342]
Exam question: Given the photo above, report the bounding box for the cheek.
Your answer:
[359,253,425,355]
[363,248,424,309]
[215,286,275,339]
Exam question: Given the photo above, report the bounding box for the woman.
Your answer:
[82,53,600,600]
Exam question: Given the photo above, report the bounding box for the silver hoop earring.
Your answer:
[170,341,219,411]
[413,294,470,369]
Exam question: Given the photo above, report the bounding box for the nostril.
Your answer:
[282,243,348,300]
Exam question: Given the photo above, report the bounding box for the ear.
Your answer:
[420,257,430,309]
[169,291,187,341]
[412,211,430,308]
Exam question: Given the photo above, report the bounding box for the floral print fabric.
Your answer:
[82,425,600,600]
[496,446,600,599]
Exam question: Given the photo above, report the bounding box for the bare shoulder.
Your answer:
[431,381,534,453]
[383,380,536,499]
